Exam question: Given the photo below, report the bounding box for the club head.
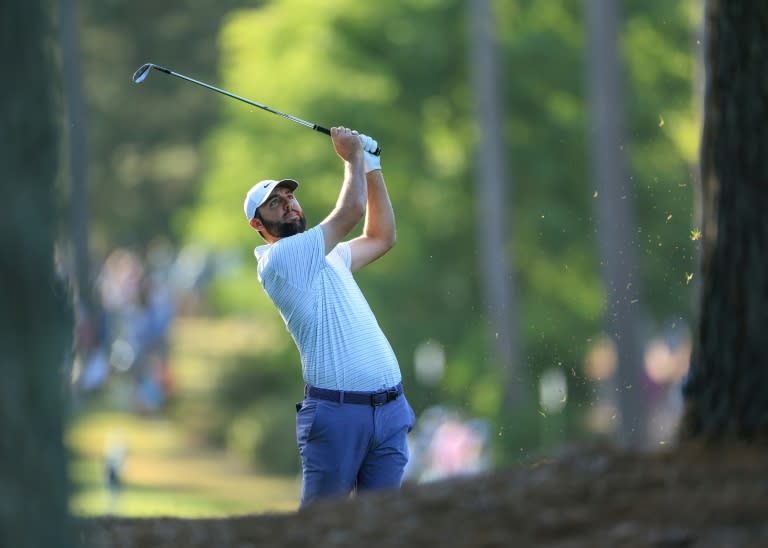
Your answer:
[132,63,154,84]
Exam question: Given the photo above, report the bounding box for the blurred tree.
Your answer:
[585,0,645,447]
[0,2,74,547]
[63,0,251,257]
[467,0,526,413]
[681,0,768,440]
[60,0,101,322]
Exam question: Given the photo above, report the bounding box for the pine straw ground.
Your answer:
[79,443,768,548]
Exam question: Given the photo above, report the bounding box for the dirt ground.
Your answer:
[79,443,768,548]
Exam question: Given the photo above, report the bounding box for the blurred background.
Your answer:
[57,0,701,517]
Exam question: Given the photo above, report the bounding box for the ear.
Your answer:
[249,217,264,231]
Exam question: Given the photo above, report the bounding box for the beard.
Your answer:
[261,214,307,238]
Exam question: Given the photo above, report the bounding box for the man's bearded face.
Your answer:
[260,213,307,238]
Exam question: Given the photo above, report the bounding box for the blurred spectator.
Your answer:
[68,242,190,413]
[66,237,225,414]
[643,321,691,445]
[406,405,492,483]
[104,433,127,514]
[73,302,110,392]
[169,243,215,315]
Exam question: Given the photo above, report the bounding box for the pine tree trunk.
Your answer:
[585,0,646,447]
[467,0,525,411]
[681,0,768,440]
[59,0,94,312]
[0,2,74,547]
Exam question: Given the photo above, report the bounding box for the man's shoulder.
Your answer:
[254,243,271,261]
[257,226,324,268]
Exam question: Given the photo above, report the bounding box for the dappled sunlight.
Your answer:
[68,274,302,517]
[68,409,300,517]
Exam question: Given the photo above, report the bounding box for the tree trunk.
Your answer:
[680,0,768,441]
[466,0,525,411]
[59,0,94,312]
[585,0,646,447]
[0,2,74,547]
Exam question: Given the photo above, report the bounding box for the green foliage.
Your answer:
[76,0,699,460]
[214,349,301,416]
[226,398,300,476]
[206,262,277,314]
[75,0,249,254]
[178,0,698,456]
[211,347,301,471]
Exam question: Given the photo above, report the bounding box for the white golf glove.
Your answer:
[358,133,381,173]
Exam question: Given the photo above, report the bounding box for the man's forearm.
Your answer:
[362,170,396,246]
[335,156,367,217]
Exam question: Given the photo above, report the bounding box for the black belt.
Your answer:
[305,383,403,406]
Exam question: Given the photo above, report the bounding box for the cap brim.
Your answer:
[275,178,299,192]
[258,179,299,207]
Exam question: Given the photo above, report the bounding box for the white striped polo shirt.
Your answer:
[254,225,402,391]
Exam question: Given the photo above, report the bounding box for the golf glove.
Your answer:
[358,134,381,173]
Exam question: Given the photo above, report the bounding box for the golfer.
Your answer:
[244,127,415,506]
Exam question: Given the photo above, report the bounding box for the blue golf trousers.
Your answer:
[295,384,416,507]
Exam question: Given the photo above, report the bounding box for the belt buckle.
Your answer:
[371,387,399,407]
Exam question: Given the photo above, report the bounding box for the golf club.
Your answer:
[132,63,380,155]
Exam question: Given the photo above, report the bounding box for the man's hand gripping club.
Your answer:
[331,127,381,172]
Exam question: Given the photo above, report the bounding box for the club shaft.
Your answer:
[161,66,330,134]
[136,64,381,154]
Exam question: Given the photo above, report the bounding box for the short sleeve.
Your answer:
[334,241,352,270]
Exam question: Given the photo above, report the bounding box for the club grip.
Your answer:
[314,125,382,156]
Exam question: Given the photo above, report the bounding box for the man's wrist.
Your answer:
[364,151,382,173]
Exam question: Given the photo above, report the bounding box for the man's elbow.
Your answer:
[390,230,397,249]
[350,198,367,220]
[383,230,397,251]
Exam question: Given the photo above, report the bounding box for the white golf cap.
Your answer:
[243,178,299,220]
